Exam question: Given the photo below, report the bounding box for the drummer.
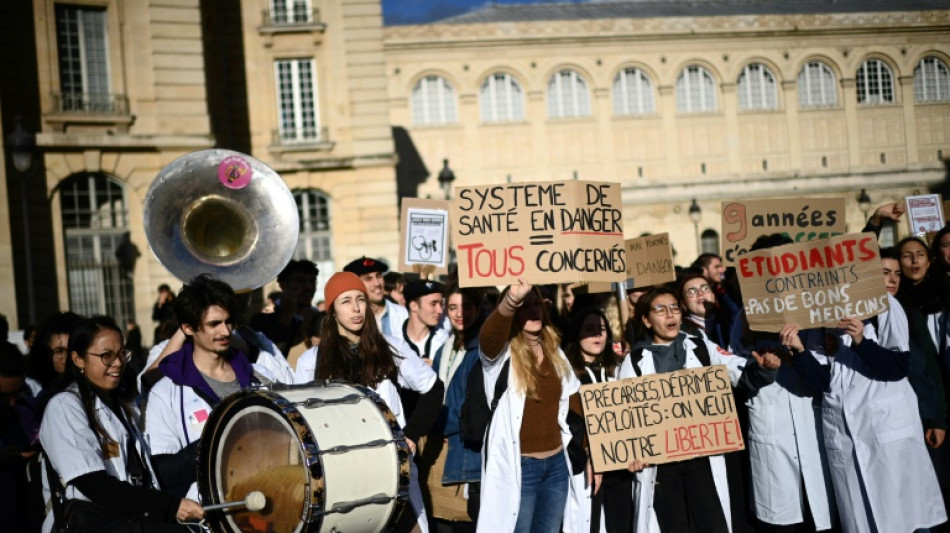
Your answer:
[144,274,276,500]
[294,271,444,533]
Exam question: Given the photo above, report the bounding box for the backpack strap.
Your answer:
[691,339,712,367]
[628,347,644,377]
[490,359,511,411]
[41,447,67,530]
[483,358,511,466]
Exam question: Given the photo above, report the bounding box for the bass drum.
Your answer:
[197,382,411,532]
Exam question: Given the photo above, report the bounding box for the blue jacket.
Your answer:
[439,348,482,484]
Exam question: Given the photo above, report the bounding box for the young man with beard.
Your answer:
[249,259,319,355]
[344,257,409,336]
[144,274,274,500]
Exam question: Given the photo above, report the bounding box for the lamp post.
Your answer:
[438,158,455,200]
[6,116,36,324]
[688,198,702,254]
[857,188,871,220]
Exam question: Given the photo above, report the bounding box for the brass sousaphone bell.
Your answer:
[144,149,299,290]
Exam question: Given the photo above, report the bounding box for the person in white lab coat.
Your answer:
[780,315,947,533]
[39,316,203,532]
[477,278,580,533]
[620,287,779,533]
[729,234,837,532]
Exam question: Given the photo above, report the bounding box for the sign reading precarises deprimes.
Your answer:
[450,181,627,287]
[581,365,744,472]
[736,232,888,332]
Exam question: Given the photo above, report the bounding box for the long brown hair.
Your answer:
[316,299,398,388]
[502,285,571,400]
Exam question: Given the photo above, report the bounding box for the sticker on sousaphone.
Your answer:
[218,155,252,189]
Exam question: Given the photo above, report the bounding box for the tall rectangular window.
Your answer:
[275,58,319,143]
[56,4,110,112]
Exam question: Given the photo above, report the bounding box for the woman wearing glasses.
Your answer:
[620,287,779,533]
[39,316,203,532]
[678,273,718,340]
[477,278,581,533]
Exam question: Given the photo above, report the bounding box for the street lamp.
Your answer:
[438,158,455,200]
[6,116,37,324]
[688,198,702,254]
[857,188,871,220]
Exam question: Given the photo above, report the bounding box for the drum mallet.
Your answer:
[203,491,266,513]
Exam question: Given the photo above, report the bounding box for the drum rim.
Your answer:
[197,382,412,533]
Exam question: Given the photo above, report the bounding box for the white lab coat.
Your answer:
[563,366,612,533]
[40,386,160,532]
[744,365,835,529]
[476,343,581,533]
[818,315,947,532]
[618,336,741,533]
[379,299,409,337]
[139,332,295,392]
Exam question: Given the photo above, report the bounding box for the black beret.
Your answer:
[342,256,389,276]
[403,280,445,304]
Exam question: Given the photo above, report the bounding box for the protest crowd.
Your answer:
[4,195,950,533]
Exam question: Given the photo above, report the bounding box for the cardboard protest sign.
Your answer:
[736,232,888,333]
[570,281,615,294]
[720,198,846,265]
[451,181,627,287]
[905,194,944,236]
[581,365,744,472]
[625,233,676,289]
[399,198,450,275]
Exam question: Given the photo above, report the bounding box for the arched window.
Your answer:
[738,63,778,110]
[59,173,135,323]
[548,70,591,118]
[293,189,333,295]
[701,229,720,255]
[411,75,457,125]
[480,72,524,123]
[676,65,717,113]
[856,59,895,104]
[798,61,837,108]
[914,57,950,102]
[613,67,655,115]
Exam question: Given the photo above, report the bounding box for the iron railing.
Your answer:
[262,8,320,27]
[51,92,129,115]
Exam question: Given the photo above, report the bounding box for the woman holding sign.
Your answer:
[564,308,632,533]
[476,278,581,533]
[619,287,779,533]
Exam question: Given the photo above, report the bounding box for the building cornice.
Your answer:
[384,10,950,49]
[36,133,215,151]
[621,166,946,205]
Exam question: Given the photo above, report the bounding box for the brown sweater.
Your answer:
[481,307,579,454]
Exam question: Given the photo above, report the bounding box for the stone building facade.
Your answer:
[384,2,950,261]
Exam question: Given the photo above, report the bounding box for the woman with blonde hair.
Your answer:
[476,277,581,533]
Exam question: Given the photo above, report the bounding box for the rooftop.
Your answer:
[437,0,950,24]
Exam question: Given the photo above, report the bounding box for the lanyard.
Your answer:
[584,365,607,384]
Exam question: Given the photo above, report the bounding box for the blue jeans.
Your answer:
[515,454,569,533]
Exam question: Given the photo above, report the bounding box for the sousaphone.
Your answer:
[144,149,299,290]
